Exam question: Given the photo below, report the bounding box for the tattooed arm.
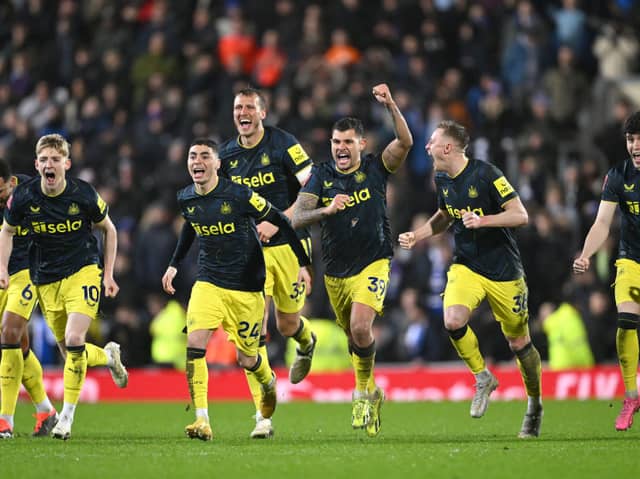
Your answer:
[292,192,350,229]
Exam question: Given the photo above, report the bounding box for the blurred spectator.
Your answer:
[149,295,186,370]
[538,300,595,370]
[253,29,287,89]
[324,28,361,67]
[396,288,444,362]
[105,301,152,367]
[217,11,256,75]
[542,45,588,139]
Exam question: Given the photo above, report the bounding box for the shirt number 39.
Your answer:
[367,276,387,301]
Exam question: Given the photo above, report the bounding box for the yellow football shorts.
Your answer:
[263,238,311,314]
[0,268,38,319]
[443,263,530,338]
[186,281,264,356]
[37,264,102,342]
[614,258,640,305]
[324,258,390,332]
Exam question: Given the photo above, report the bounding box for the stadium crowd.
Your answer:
[0,0,638,368]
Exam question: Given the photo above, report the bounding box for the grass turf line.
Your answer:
[2,400,637,478]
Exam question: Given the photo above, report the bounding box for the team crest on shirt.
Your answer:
[624,183,635,192]
[186,206,196,215]
[442,188,449,197]
[68,203,80,215]
[260,153,270,166]
[29,205,40,213]
[229,159,239,169]
[220,202,232,214]
[323,181,333,188]
[468,186,478,198]
[354,171,366,183]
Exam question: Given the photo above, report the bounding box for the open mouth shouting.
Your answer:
[237,117,252,134]
[43,170,56,186]
[191,165,206,182]
[335,150,351,170]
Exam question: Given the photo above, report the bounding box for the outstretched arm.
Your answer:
[94,215,119,298]
[373,83,413,172]
[573,201,617,274]
[398,209,453,249]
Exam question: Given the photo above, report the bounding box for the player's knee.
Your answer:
[1,325,23,344]
[239,352,258,370]
[350,322,372,344]
[64,332,85,347]
[444,307,469,331]
[508,336,531,352]
[276,312,299,337]
[444,316,467,332]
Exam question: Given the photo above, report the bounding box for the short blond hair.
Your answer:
[35,134,70,157]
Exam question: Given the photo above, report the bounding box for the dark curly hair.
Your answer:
[623,111,640,136]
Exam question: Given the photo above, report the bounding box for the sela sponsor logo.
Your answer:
[445,204,485,219]
[321,188,371,208]
[15,225,29,236]
[626,201,640,215]
[31,219,83,234]
[191,221,236,236]
[231,171,275,188]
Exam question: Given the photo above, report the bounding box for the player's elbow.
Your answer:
[517,209,529,227]
[404,134,414,149]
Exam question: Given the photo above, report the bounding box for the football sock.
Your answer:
[246,350,274,386]
[351,341,376,393]
[616,314,639,396]
[85,343,109,367]
[292,316,313,351]
[449,325,485,374]
[186,348,208,410]
[244,340,268,412]
[59,402,76,421]
[0,344,23,416]
[64,345,87,405]
[195,409,209,421]
[22,349,49,406]
[514,342,542,398]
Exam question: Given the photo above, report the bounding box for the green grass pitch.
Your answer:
[2,400,638,478]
